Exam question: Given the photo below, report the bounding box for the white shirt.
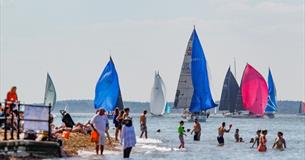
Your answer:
[91,114,108,133]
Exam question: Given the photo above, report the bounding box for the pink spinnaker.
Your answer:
[241,64,268,116]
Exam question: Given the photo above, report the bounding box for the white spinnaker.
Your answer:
[150,72,166,115]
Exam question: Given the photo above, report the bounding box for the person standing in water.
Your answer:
[139,110,148,139]
[121,117,136,158]
[91,109,109,155]
[123,108,130,119]
[258,130,268,152]
[178,120,187,149]
[217,122,232,146]
[113,108,121,141]
[272,132,286,151]
[191,118,201,141]
[251,130,261,148]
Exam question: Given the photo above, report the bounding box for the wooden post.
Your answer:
[4,100,7,140]
[48,104,51,141]
[10,102,14,140]
[16,103,20,140]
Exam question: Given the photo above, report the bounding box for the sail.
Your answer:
[150,72,167,115]
[174,32,194,109]
[44,73,57,110]
[189,29,217,112]
[241,64,268,116]
[94,57,124,112]
[265,69,277,113]
[219,67,242,112]
[165,103,171,114]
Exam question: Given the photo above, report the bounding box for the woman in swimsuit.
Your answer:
[258,130,268,152]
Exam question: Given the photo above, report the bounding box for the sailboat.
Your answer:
[94,57,124,113]
[149,71,167,116]
[174,28,217,122]
[219,67,244,117]
[44,73,57,110]
[299,101,305,115]
[241,64,268,117]
[264,68,277,118]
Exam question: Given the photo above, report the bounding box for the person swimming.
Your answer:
[272,132,286,151]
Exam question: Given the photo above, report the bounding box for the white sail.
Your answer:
[44,73,57,110]
[174,32,194,109]
[150,72,167,116]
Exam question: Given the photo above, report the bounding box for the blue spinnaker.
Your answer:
[189,29,217,112]
[265,69,277,113]
[94,57,121,112]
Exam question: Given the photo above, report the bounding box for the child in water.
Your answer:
[178,120,187,149]
[272,132,286,151]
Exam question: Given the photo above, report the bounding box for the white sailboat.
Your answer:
[150,72,167,116]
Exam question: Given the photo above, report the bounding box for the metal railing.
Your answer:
[0,100,52,141]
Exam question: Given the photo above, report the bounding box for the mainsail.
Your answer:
[44,73,57,110]
[150,72,167,115]
[189,29,217,112]
[265,69,277,113]
[94,57,124,112]
[219,67,243,113]
[174,32,194,109]
[241,64,268,116]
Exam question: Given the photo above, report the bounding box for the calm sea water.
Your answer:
[53,113,305,160]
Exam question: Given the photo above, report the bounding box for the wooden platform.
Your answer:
[0,140,61,158]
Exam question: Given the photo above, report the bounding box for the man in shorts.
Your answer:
[91,108,109,155]
[140,110,148,138]
[217,122,232,146]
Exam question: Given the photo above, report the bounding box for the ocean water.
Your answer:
[54,113,305,160]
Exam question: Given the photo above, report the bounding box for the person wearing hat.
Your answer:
[91,108,109,155]
[191,118,201,141]
[121,117,136,158]
[60,110,75,129]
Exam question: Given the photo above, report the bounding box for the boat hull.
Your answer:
[264,112,275,118]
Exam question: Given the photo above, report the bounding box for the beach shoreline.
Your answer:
[0,131,120,159]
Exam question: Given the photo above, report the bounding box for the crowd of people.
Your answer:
[177,119,286,154]
[0,86,287,159]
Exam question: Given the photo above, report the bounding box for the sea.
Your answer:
[53,113,305,160]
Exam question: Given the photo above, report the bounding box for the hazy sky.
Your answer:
[0,0,304,103]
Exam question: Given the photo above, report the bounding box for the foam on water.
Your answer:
[54,114,305,160]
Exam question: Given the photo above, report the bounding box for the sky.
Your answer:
[0,0,304,103]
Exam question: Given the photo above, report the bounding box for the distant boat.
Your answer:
[299,101,305,115]
[265,68,277,118]
[165,103,171,114]
[174,28,217,122]
[44,73,57,110]
[94,57,124,113]
[150,72,167,116]
[241,64,268,117]
[219,67,244,116]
